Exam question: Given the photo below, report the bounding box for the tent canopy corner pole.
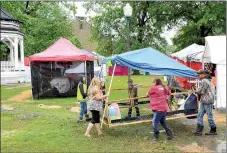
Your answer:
[101,63,117,128]
[85,61,87,92]
[29,61,34,101]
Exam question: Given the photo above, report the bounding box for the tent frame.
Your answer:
[186,52,203,90]
[100,62,198,128]
[102,90,198,128]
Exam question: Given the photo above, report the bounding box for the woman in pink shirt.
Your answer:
[147,78,173,141]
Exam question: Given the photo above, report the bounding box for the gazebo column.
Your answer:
[20,39,24,70]
[9,45,14,63]
[14,38,19,70]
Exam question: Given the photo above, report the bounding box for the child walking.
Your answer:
[127,79,140,117]
[77,75,89,122]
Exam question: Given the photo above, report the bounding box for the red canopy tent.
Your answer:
[24,57,30,66]
[29,37,94,62]
[170,56,202,89]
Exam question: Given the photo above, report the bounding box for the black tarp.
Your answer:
[30,61,94,99]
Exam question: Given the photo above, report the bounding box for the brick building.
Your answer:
[72,16,98,51]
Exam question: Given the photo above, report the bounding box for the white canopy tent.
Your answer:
[92,52,107,77]
[202,36,226,109]
[65,62,85,74]
[171,43,205,62]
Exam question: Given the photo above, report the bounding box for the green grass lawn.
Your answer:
[1,76,226,152]
[106,75,163,101]
[1,84,31,101]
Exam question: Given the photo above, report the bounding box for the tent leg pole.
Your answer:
[99,64,103,79]
[85,61,87,92]
[106,104,111,127]
[128,67,131,99]
[101,63,116,129]
[30,61,33,101]
[128,68,130,82]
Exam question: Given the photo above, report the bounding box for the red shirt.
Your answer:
[147,85,170,112]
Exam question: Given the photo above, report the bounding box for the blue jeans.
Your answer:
[197,103,216,128]
[153,111,170,133]
[79,101,87,117]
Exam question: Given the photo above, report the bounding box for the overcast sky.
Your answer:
[74,2,177,45]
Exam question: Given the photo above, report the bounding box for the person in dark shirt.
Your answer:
[127,79,140,117]
[205,69,212,80]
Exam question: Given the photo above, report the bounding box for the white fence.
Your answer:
[1,61,24,72]
[1,61,26,85]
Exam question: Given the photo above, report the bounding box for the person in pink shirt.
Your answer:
[147,78,173,141]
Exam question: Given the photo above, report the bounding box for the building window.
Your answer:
[79,23,83,29]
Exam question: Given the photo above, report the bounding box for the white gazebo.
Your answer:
[1,8,25,84]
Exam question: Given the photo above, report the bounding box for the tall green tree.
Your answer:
[85,1,168,57]
[0,43,9,60]
[167,2,226,51]
[85,1,225,54]
[1,2,82,57]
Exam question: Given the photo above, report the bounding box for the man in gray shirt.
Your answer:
[193,69,217,136]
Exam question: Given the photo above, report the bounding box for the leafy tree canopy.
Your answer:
[1,1,82,57]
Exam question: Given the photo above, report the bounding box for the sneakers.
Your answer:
[205,127,217,135]
[193,124,204,136]
[77,116,83,122]
[77,115,91,122]
[153,131,159,141]
[166,129,173,140]
[85,114,89,119]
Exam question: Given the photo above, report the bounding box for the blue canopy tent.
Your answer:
[111,47,198,78]
[101,47,199,128]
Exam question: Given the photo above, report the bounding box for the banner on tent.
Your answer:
[30,61,94,99]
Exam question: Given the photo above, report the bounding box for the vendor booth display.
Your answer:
[29,38,94,99]
[171,44,204,89]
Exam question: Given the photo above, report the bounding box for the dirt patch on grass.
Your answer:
[178,144,215,153]
[1,104,14,111]
[208,110,226,125]
[16,113,42,120]
[7,90,32,102]
[38,104,61,109]
[70,107,80,112]
[1,130,18,138]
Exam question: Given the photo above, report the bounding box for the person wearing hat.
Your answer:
[127,79,141,118]
[192,69,217,136]
[77,75,89,122]
[205,69,212,80]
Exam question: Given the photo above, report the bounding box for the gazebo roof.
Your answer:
[0,7,21,23]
